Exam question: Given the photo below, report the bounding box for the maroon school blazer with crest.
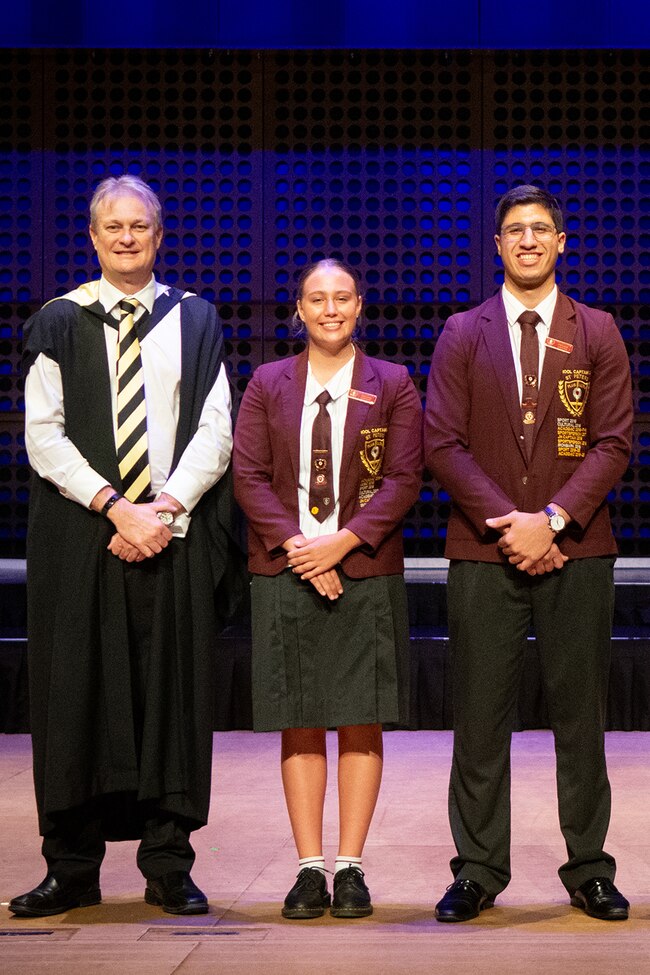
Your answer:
[424,290,633,562]
[233,347,423,577]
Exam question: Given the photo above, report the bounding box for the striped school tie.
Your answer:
[116,298,152,503]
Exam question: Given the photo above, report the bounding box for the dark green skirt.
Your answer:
[250,569,410,731]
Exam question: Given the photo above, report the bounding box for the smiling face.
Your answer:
[296,264,362,358]
[495,202,566,304]
[89,192,163,293]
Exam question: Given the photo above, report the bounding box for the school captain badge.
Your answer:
[557,368,591,458]
[358,427,387,506]
[558,369,590,418]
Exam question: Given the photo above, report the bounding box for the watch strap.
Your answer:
[544,505,565,533]
[101,492,124,517]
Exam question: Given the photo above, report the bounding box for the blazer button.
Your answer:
[522,476,528,484]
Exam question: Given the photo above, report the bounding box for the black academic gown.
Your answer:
[23,286,244,837]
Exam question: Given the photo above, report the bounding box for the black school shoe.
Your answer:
[435,879,494,922]
[330,867,373,918]
[144,871,208,915]
[9,874,101,917]
[282,867,331,919]
[570,877,629,921]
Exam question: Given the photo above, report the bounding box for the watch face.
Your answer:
[550,514,565,532]
[157,511,174,526]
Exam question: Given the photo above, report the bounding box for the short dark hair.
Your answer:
[292,258,362,337]
[495,185,563,234]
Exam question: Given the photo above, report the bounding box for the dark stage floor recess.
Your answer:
[2,559,650,732]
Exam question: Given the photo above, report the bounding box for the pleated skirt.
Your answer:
[250,569,410,731]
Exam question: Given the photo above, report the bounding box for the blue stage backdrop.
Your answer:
[0,48,648,556]
[2,1,649,48]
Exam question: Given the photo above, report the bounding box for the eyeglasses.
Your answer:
[500,223,557,241]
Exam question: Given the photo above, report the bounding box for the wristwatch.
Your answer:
[544,505,566,534]
[157,511,174,526]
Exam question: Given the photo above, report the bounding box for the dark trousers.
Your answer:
[42,800,195,885]
[446,557,617,897]
[41,556,195,885]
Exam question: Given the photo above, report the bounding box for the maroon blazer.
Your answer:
[233,348,423,577]
[424,291,633,562]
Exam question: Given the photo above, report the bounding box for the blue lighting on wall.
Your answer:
[2,0,649,48]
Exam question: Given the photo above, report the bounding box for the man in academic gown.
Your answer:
[10,175,243,918]
[425,185,633,922]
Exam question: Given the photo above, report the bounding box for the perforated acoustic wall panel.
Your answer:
[0,51,42,552]
[480,50,649,556]
[0,49,647,556]
[264,51,482,553]
[42,49,265,400]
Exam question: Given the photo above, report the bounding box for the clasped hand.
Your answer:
[106,496,178,562]
[485,510,568,574]
[284,529,361,601]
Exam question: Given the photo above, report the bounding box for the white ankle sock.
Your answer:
[299,856,326,876]
[335,856,362,874]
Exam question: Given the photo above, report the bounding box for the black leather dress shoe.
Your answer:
[570,877,629,921]
[330,867,373,918]
[145,871,208,915]
[9,874,101,918]
[282,867,331,919]
[435,879,494,922]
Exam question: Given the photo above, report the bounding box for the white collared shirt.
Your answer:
[24,275,232,537]
[502,284,558,401]
[298,353,355,537]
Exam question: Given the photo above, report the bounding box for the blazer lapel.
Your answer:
[480,295,527,458]
[534,292,578,441]
[280,349,309,487]
[339,349,377,496]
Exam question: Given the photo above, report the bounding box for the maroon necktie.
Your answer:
[309,390,333,523]
[518,310,541,458]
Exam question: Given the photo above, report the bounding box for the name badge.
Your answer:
[349,388,377,405]
[545,337,573,354]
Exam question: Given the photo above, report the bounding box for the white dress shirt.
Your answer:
[502,284,558,400]
[298,353,355,537]
[24,275,232,537]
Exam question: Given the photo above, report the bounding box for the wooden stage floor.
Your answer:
[1,730,649,974]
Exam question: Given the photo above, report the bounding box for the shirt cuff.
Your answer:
[160,469,203,515]
[73,473,113,510]
[169,512,191,538]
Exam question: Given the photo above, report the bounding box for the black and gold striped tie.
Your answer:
[116,298,151,503]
